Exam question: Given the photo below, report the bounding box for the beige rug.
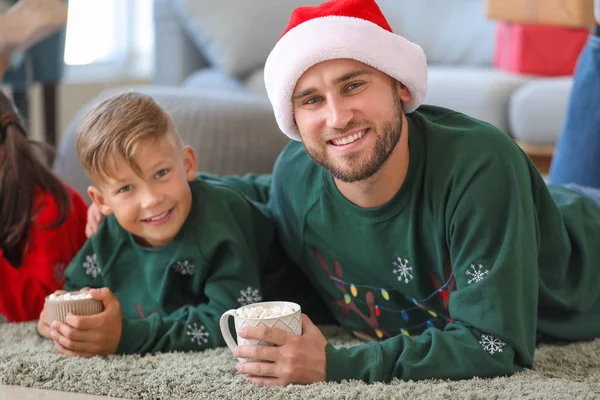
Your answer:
[1,322,599,399]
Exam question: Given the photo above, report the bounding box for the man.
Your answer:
[86,0,600,387]
[231,0,600,386]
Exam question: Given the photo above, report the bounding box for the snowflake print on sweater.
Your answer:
[392,257,413,284]
[186,322,210,345]
[237,286,262,306]
[466,264,489,284]
[82,254,101,278]
[480,334,506,355]
[173,260,196,275]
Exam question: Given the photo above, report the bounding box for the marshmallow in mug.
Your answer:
[236,304,297,319]
[48,292,92,301]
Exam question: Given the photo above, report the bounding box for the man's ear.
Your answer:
[182,145,198,182]
[87,186,113,216]
[395,81,412,104]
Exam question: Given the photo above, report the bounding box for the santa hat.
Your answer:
[264,0,428,141]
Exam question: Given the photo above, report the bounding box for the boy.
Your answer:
[37,92,288,356]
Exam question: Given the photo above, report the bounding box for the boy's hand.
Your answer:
[37,289,67,339]
[85,203,103,238]
[50,288,122,357]
[37,306,51,339]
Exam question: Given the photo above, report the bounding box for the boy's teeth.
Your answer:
[148,210,168,221]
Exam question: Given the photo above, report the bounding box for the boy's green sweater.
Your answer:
[64,175,280,354]
[259,106,600,382]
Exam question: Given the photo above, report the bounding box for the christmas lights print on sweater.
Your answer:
[313,247,501,355]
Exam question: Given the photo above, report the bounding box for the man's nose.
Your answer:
[326,96,353,130]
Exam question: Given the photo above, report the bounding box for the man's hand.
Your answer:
[37,289,67,339]
[234,314,328,386]
[50,288,122,357]
[85,203,103,238]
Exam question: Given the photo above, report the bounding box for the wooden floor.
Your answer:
[516,141,554,175]
[0,385,126,400]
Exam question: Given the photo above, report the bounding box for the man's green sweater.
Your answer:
[261,105,600,382]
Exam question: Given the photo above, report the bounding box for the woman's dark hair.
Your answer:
[0,90,71,267]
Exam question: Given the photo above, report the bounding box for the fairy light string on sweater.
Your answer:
[329,273,455,338]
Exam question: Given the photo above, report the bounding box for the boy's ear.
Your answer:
[87,186,114,216]
[182,145,197,182]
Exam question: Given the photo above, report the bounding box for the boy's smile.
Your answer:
[141,208,174,225]
[88,131,197,248]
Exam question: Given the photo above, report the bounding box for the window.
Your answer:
[63,0,154,82]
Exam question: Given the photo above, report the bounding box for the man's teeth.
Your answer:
[331,129,367,146]
[147,210,169,221]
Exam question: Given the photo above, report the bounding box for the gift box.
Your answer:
[494,22,590,76]
[487,0,596,28]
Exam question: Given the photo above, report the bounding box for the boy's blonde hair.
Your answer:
[75,92,182,184]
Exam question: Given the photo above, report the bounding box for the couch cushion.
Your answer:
[508,78,573,145]
[171,0,322,79]
[244,68,268,97]
[378,0,496,67]
[183,68,247,92]
[172,0,496,80]
[425,66,532,133]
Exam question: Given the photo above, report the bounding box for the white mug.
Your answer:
[219,301,302,361]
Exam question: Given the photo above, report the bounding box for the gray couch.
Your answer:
[54,0,577,198]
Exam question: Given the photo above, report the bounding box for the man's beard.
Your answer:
[304,88,404,183]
